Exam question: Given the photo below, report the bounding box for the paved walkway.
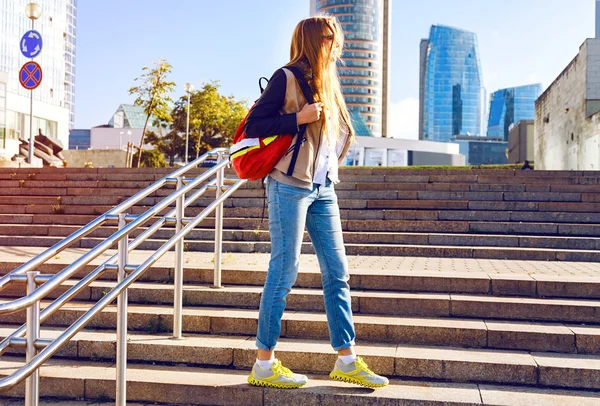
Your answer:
[1,246,600,278]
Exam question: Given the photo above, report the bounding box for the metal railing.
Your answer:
[0,148,247,405]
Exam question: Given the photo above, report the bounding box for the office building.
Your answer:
[419,25,483,142]
[451,136,507,166]
[487,84,542,141]
[596,0,599,38]
[311,0,391,137]
[0,0,76,158]
[508,120,534,164]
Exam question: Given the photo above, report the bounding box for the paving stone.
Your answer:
[438,210,511,221]
[358,292,450,317]
[533,275,600,299]
[479,384,600,405]
[485,320,575,352]
[450,295,600,323]
[468,201,538,211]
[558,224,600,237]
[534,352,600,389]
[489,274,537,297]
[567,325,600,354]
[359,271,490,294]
[504,192,582,202]
[395,345,537,384]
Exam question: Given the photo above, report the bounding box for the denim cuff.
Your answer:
[256,337,276,351]
[332,339,355,352]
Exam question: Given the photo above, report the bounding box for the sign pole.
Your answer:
[28,18,34,164]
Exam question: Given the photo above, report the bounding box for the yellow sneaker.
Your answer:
[329,356,389,388]
[247,359,308,389]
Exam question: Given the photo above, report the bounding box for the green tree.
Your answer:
[170,81,248,161]
[132,148,168,168]
[129,57,176,167]
[146,130,183,167]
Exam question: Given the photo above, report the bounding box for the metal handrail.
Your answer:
[0,148,248,406]
[0,153,204,292]
[0,151,223,314]
[0,178,218,357]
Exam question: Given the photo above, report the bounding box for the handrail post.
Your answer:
[173,176,185,339]
[213,151,225,288]
[25,271,40,406]
[116,213,128,406]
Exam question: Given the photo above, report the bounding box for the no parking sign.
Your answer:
[19,61,42,90]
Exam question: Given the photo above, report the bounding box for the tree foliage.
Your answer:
[170,81,248,162]
[129,57,176,167]
[132,148,168,168]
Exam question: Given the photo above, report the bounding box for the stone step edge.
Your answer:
[5,224,600,242]
[2,357,600,405]
[4,263,600,299]
[0,327,597,388]
[16,235,600,255]
[0,303,597,354]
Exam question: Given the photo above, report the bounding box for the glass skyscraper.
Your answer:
[0,0,76,155]
[419,25,483,142]
[311,0,391,137]
[487,84,542,141]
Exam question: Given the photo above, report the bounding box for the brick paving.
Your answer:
[2,245,600,278]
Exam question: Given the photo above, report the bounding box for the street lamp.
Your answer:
[184,83,194,164]
[24,3,42,20]
[25,3,41,166]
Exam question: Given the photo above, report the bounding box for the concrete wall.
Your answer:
[412,151,466,166]
[62,149,128,168]
[535,39,600,170]
[508,120,534,163]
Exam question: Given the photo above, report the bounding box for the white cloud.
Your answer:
[387,98,419,140]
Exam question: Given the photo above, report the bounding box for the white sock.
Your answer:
[256,358,274,369]
[339,354,357,364]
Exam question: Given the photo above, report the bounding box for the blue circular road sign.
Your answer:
[19,62,43,90]
[20,30,43,58]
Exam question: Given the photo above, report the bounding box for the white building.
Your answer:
[0,0,76,159]
[345,136,464,167]
[89,104,164,150]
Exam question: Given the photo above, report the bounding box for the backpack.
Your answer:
[230,66,314,180]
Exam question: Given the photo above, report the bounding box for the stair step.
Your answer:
[5,259,600,299]
[2,356,600,404]
[2,301,599,352]
[0,327,588,387]
[1,234,598,261]
[6,280,600,322]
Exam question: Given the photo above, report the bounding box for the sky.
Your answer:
[74,0,597,139]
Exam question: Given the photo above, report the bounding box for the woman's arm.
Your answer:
[244,69,299,138]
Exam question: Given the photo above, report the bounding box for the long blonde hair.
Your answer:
[287,16,355,145]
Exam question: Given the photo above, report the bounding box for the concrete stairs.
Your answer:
[2,253,600,404]
[0,167,599,261]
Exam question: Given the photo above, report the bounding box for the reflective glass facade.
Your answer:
[420,25,483,142]
[487,84,542,141]
[313,0,390,137]
[69,128,90,149]
[0,0,77,129]
[453,137,508,165]
[108,104,161,130]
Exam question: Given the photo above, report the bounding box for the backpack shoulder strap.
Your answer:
[283,66,315,104]
[280,65,315,177]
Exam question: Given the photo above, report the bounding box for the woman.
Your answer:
[244,16,388,389]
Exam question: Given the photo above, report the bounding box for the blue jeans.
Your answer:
[256,176,356,351]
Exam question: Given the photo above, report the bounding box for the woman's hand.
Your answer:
[296,102,323,125]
